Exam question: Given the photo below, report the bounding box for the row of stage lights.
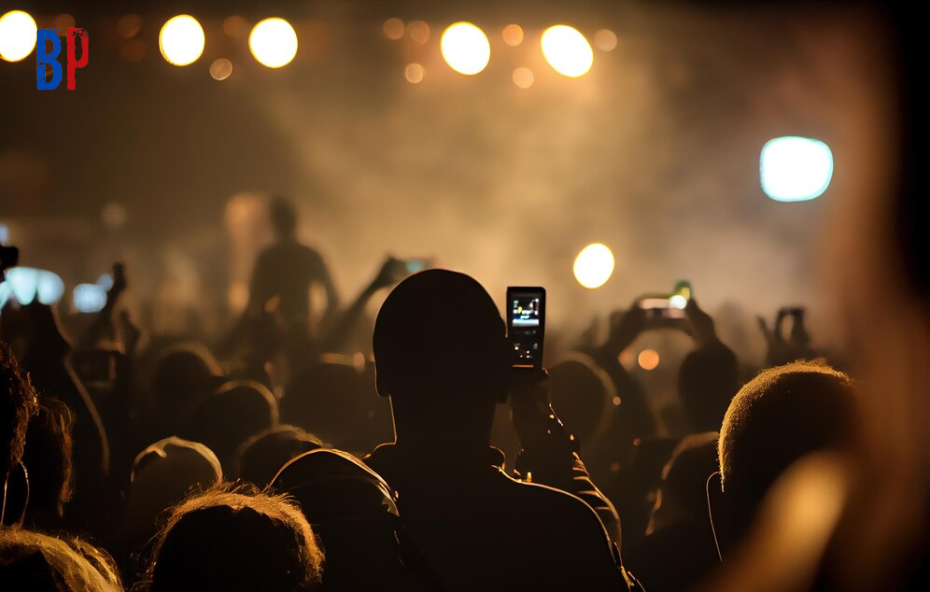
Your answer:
[1,10,606,80]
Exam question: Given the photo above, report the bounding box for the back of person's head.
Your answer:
[146,484,323,592]
[151,343,222,414]
[1,343,38,479]
[717,361,858,532]
[549,354,614,450]
[236,425,322,489]
[282,359,390,451]
[22,397,73,527]
[184,380,279,471]
[0,529,122,592]
[649,431,719,533]
[270,195,298,240]
[679,342,740,433]
[373,270,508,425]
[1,343,38,525]
[124,437,223,543]
[272,449,433,591]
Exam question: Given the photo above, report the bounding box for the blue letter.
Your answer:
[36,29,62,90]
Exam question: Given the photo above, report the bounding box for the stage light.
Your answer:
[249,18,298,68]
[73,283,107,313]
[408,21,430,45]
[97,273,114,290]
[594,29,617,52]
[441,22,490,75]
[638,349,660,371]
[541,25,593,78]
[383,18,405,40]
[512,67,534,89]
[761,136,833,202]
[210,58,233,80]
[5,267,64,305]
[502,24,524,46]
[405,63,425,84]
[0,11,37,62]
[159,15,205,66]
[573,243,614,289]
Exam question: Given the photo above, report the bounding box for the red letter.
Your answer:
[66,28,88,90]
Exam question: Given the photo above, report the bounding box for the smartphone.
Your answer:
[638,297,687,322]
[507,286,546,370]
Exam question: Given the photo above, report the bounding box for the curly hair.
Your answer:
[1,342,39,478]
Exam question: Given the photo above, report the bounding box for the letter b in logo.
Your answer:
[36,28,88,90]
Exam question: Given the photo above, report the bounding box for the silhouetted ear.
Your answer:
[706,471,728,562]
[1,463,30,527]
[375,367,390,398]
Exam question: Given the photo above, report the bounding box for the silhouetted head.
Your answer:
[125,437,223,544]
[373,270,508,444]
[147,484,323,592]
[1,343,37,480]
[152,343,223,416]
[272,449,424,591]
[678,342,740,433]
[282,360,387,450]
[183,380,279,472]
[1,343,38,525]
[714,361,858,545]
[648,431,718,534]
[270,195,298,240]
[236,425,323,489]
[22,397,73,526]
[0,530,122,592]
[549,354,614,451]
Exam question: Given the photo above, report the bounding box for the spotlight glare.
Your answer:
[0,11,38,62]
[502,24,524,46]
[383,18,405,40]
[761,136,834,202]
[73,283,107,313]
[541,25,593,78]
[638,349,660,371]
[405,63,425,84]
[441,22,490,75]
[6,267,64,305]
[594,29,618,52]
[512,67,534,89]
[210,58,234,80]
[573,243,615,289]
[249,18,298,68]
[159,15,205,66]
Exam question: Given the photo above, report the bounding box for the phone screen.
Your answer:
[507,287,546,369]
[639,297,687,321]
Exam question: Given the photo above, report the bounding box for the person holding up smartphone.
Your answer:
[365,269,633,592]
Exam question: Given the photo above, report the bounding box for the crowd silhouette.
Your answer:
[2,5,929,591]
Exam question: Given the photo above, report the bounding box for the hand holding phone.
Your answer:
[507,286,546,370]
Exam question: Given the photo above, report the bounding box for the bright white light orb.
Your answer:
[441,22,491,75]
[573,243,615,289]
[0,11,37,62]
[760,136,834,202]
[249,18,298,68]
[669,294,687,309]
[541,25,593,78]
[6,267,64,305]
[73,283,107,313]
[159,15,205,66]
